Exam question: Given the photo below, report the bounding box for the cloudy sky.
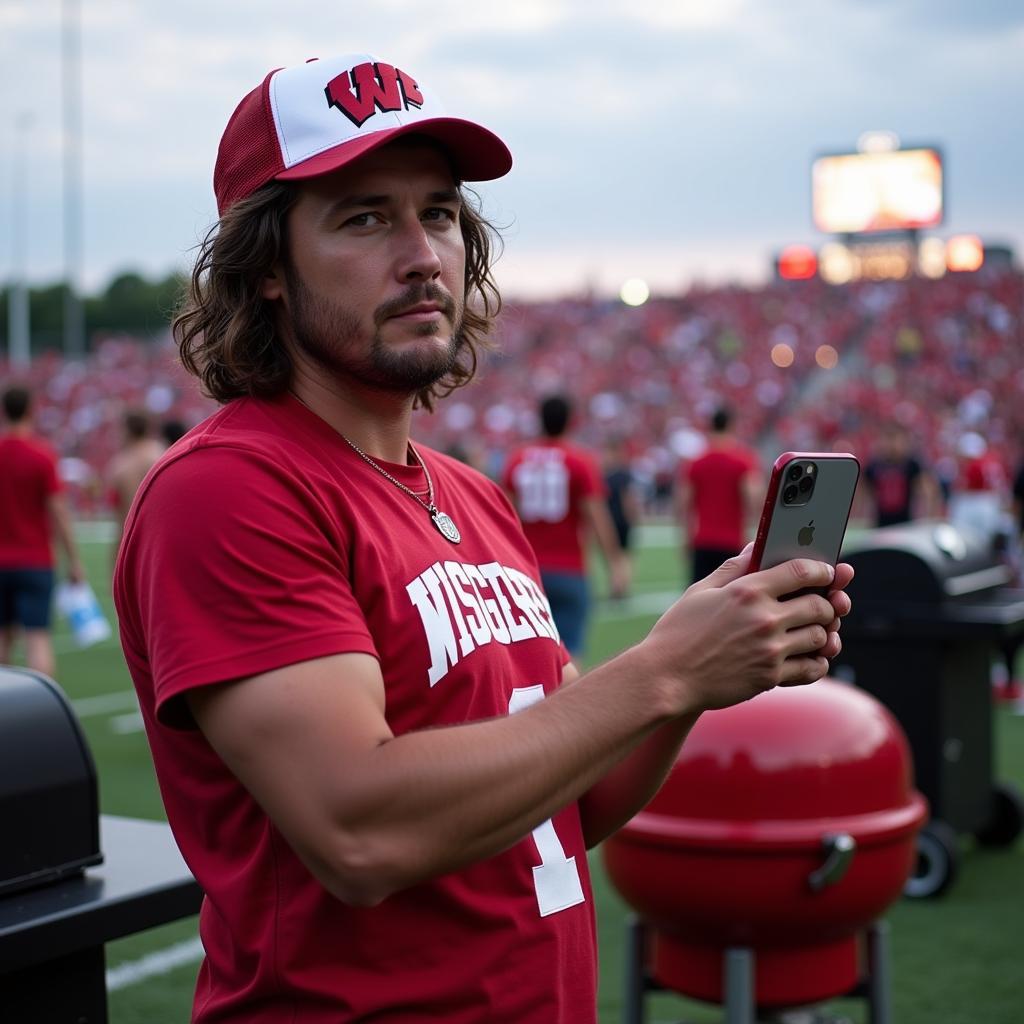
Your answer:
[1,0,1022,299]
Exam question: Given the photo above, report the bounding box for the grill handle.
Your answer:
[808,832,857,891]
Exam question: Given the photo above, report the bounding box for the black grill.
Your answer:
[832,520,1024,897]
[841,520,1024,637]
[0,666,103,897]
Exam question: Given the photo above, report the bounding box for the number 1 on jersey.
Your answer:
[508,686,586,917]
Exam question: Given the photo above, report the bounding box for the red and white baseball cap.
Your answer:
[214,54,513,216]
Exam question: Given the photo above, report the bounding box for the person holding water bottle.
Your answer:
[0,385,86,677]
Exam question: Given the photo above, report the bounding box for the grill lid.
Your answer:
[620,680,924,851]
[844,520,1012,604]
[0,667,103,897]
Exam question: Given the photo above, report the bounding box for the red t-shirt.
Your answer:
[501,440,605,574]
[962,453,1007,493]
[114,394,596,1024]
[0,435,62,568]
[683,444,760,551]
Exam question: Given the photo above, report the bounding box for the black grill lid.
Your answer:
[841,521,1024,639]
[0,667,103,898]
[844,520,1012,605]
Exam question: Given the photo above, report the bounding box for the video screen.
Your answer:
[812,148,944,234]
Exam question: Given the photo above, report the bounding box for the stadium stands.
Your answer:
[3,265,1021,517]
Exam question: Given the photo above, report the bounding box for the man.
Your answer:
[114,53,852,1023]
[603,434,643,589]
[677,406,763,584]
[0,385,85,677]
[861,422,937,527]
[948,431,1010,548]
[947,431,1017,700]
[106,408,167,567]
[502,395,630,654]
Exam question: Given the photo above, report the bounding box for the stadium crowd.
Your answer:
[3,264,1022,521]
[771,267,1024,497]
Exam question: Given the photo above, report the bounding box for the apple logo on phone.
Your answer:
[798,520,815,546]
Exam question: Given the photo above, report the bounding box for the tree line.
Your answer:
[1,271,186,354]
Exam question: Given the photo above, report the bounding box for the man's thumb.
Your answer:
[689,542,754,591]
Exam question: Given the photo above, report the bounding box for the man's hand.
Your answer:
[639,544,854,715]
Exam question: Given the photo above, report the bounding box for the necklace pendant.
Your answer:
[431,508,461,544]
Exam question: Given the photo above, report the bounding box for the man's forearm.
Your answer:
[577,712,700,847]
[199,554,846,907]
[315,646,676,902]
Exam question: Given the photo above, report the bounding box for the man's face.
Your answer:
[269,140,467,395]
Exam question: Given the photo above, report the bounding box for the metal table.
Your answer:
[0,814,203,1022]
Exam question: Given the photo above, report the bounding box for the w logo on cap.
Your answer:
[213,53,511,216]
[325,62,425,128]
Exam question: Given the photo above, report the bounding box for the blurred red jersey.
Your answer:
[962,452,1007,493]
[502,440,606,574]
[0,436,62,568]
[683,444,760,551]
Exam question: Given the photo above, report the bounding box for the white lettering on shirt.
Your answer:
[405,565,461,688]
[406,560,560,688]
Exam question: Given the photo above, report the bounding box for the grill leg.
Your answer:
[2,945,108,1023]
[723,947,756,1024]
[865,920,891,1024]
[623,914,648,1024]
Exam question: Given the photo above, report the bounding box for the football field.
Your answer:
[34,524,1024,1023]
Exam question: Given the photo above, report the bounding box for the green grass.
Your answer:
[23,524,1024,1022]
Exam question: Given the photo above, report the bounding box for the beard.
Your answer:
[283,268,464,395]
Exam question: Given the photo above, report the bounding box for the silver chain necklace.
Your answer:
[340,435,462,545]
[289,390,461,543]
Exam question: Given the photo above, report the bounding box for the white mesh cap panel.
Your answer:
[269,55,448,170]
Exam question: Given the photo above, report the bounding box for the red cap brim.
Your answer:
[274,116,512,185]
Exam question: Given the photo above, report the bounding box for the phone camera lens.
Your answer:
[783,484,799,503]
[787,465,803,482]
[798,475,813,493]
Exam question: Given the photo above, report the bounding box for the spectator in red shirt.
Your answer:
[0,385,85,677]
[677,406,763,584]
[503,394,630,655]
[948,431,1011,551]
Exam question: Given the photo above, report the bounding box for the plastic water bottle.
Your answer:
[56,582,113,648]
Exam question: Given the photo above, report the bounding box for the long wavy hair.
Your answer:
[174,168,503,412]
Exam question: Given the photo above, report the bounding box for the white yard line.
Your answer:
[106,936,204,991]
[634,522,678,547]
[71,690,138,717]
[53,634,120,655]
[109,710,145,734]
[594,589,678,620]
[70,690,144,734]
[75,520,118,543]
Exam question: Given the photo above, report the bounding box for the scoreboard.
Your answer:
[811,147,944,235]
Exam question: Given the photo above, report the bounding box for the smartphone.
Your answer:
[749,452,860,587]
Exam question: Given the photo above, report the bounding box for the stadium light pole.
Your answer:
[61,0,86,358]
[8,113,33,369]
